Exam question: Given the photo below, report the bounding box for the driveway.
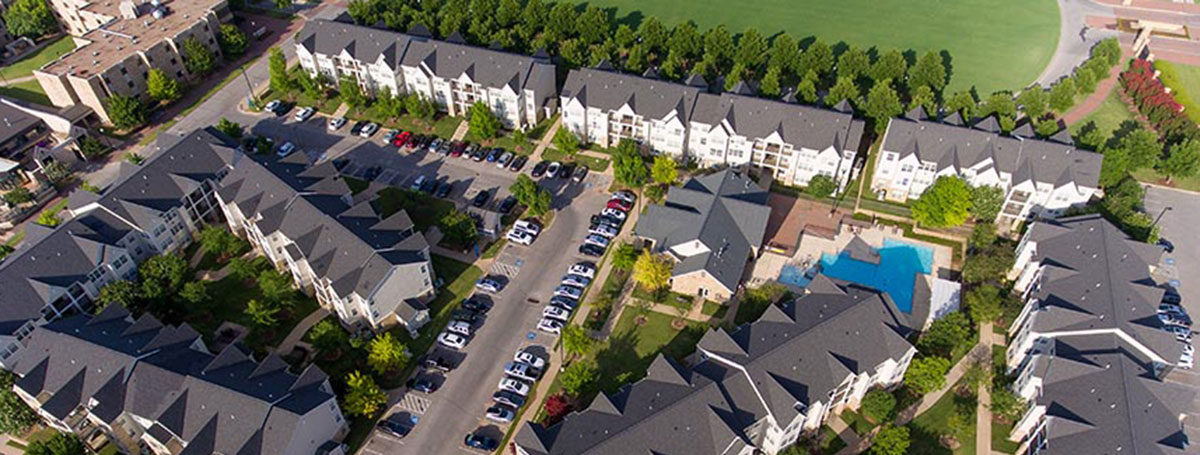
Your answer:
[1035,0,1118,87]
[1141,185,1200,434]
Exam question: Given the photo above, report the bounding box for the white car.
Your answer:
[610,190,636,204]
[562,274,591,288]
[498,378,530,396]
[545,162,561,178]
[486,406,515,423]
[554,285,583,300]
[1180,352,1194,369]
[507,229,535,246]
[514,220,542,236]
[588,224,619,238]
[600,208,627,221]
[583,234,610,248]
[359,122,380,137]
[514,351,546,369]
[475,278,503,293]
[276,141,297,158]
[1184,343,1195,356]
[438,332,467,349]
[327,117,347,131]
[543,305,570,321]
[1168,325,1193,342]
[293,106,316,122]
[568,263,596,279]
[428,138,444,153]
[446,320,472,337]
[504,361,540,381]
[536,318,563,334]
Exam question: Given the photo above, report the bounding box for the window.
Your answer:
[112,254,129,269]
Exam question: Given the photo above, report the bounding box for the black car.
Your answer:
[464,433,499,451]
[422,355,456,372]
[471,147,488,161]
[376,416,412,439]
[591,214,624,227]
[1163,287,1183,305]
[461,296,490,313]
[1158,238,1175,253]
[434,180,453,198]
[451,309,480,324]
[531,160,550,177]
[497,195,518,213]
[509,155,529,171]
[472,190,491,208]
[579,243,605,257]
[559,163,576,180]
[492,390,526,408]
[362,166,382,181]
[407,375,440,393]
[350,120,368,135]
[572,165,589,182]
[420,176,439,193]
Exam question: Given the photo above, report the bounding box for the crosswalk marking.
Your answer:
[490,261,520,279]
[396,393,431,414]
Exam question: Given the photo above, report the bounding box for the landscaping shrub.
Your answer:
[1120,59,1200,145]
[1152,60,1200,124]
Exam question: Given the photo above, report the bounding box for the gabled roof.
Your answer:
[690,91,865,153]
[296,20,410,68]
[562,67,701,121]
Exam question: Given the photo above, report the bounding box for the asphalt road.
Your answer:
[1141,186,1200,433]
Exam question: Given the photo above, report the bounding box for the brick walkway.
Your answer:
[1063,52,1129,124]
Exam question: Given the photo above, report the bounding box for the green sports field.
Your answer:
[585,0,1061,94]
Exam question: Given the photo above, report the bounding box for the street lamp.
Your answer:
[1152,206,1173,229]
[240,65,260,109]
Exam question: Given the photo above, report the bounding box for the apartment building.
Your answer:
[0,96,91,189]
[634,169,771,301]
[215,152,435,334]
[35,0,230,125]
[1006,214,1182,377]
[560,66,865,188]
[0,129,231,369]
[8,305,348,455]
[515,275,915,455]
[295,19,557,130]
[872,109,1102,229]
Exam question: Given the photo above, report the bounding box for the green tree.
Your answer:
[1117,127,1162,171]
[969,222,997,251]
[612,139,647,187]
[216,117,244,139]
[309,319,344,352]
[613,24,635,50]
[669,21,702,60]
[908,85,937,115]
[439,210,478,246]
[147,69,182,103]
[561,324,595,358]
[228,257,259,282]
[245,299,279,326]
[339,76,366,109]
[368,333,408,374]
[769,33,801,75]
[106,94,147,130]
[179,281,209,307]
[77,136,109,160]
[805,175,837,198]
[907,51,946,93]
[403,94,435,120]
[981,91,1017,121]
[1016,86,1049,120]
[24,432,85,455]
[870,49,907,83]
[702,25,735,70]
[836,46,871,80]
[3,0,57,38]
[3,187,32,205]
[795,74,818,104]
[509,174,551,216]
[800,40,834,77]
[268,47,291,93]
[1075,67,1098,95]
[1100,145,1131,188]
[723,62,746,91]
[870,425,910,455]
[861,389,897,423]
[611,242,638,270]
[1036,119,1061,137]
[633,251,672,291]
[139,254,188,301]
[218,23,249,58]
[735,27,768,70]
[917,311,972,359]
[1158,139,1200,183]
[758,65,782,97]
[96,280,139,312]
[905,356,951,395]
[198,225,237,259]
[637,16,667,52]
[553,128,580,156]
[651,155,677,185]
[912,176,972,227]
[945,90,977,119]
[990,387,1027,421]
[575,5,609,45]
[864,79,903,133]
[962,244,1015,285]
[946,411,973,444]
[965,285,1004,325]
[560,359,599,396]
[969,184,1004,223]
[344,371,387,416]
[182,38,216,76]
[468,102,501,140]
[258,269,295,306]
[1049,78,1076,113]
[825,76,860,107]
[0,371,38,435]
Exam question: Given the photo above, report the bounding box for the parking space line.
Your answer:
[396,394,431,415]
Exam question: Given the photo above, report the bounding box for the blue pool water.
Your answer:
[779,239,934,313]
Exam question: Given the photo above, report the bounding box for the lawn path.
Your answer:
[274,308,330,354]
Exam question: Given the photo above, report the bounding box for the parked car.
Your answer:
[537,318,564,334]
[554,285,583,300]
[422,355,456,371]
[498,378,531,396]
[607,198,633,212]
[383,130,399,144]
[450,141,467,157]
[568,262,596,279]
[471,146,488,161]
[461,296,490,313]
[583,234,611,248]
[572,165,589,182]
[579,243,605,257]
[392,131,412,147]
[545,162,561,178]
[1161,311,1192,327]
[410,175,428,191]
[562,274,591,288]
[265,100,287,116]
[1159,237,1175,253]
[408,375,440,393]
[446,320,472,336]
[485,405,515,423]
[438,332,467,349]
[1167,325,1193,342]
[515,350,547,369]
[559,163,576,180]
[1179,352,1193,369]
[506,229,535,246]
[327,117,347,131]
[451,309,479,324]
[542,305,570,321]
[492,390,526,408]
[376,415,412,439]
[601,208,628,221]
[472,190,491,208]
[428,138,444,153]
[293,106,316,122]
[1161,303,1186,314]
[434,180,453,198]
[485,148,501,162]
[589,224,619,238]
[531,160,550,177]
[549,296,577,311]
[362,166,382,181]
[276,141,298,158]
[437,140,452,155]
[359,122,379,137]
[497,195,518,213]
[591,214,624,227]
[504,361,540,381]
[514,220,542,236]
[350,121,368,135]
[475,277,503,293]
[464,433,499,451]
[1163,288,1183,305]
[497,151,513,168]
[611,190,637,204]
[509,155,529,171]
[420,176,439,193]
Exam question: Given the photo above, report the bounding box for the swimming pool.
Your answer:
[778,238,934,313]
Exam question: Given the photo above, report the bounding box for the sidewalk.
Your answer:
[976,322,996,455]
[275,308,329,354]
[895,340,989,426]
[529,117,561,162]
[1062,50,1130,125]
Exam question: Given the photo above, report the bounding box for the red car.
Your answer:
[449,141,467,157]
[392,131,411,147]
[403,133,419,148]
[606,199,632,212]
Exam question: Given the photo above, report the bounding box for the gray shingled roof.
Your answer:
[1027,334,1193,454]
[1024,215,1178,363]
[9,306,337,455]
[562,67,701,121]
[516,276,913,454]
[0,100,43,147]
[691,91,865,153]
[296,20,410,69]
[882,116,1101,190]
[634,169,771,293]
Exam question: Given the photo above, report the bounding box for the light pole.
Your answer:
[1152,206,1173,230]
[241,66,259,109]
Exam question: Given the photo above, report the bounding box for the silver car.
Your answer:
[554,285,582,300]
[561,274,591,288]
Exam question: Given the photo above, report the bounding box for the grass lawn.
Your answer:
[541,147,611,171]
[992,419,1021,454]
[908,387,978,455]
[1132,167,1200,192]
[588,309,706,397]
[192,257,320,354]
[0,79,51,106]
[464,130,535,155]
[840,409,878,435]
[375,187,457,232]
[733,283,791,326]
[0,36,76,81]
[1068,88,1135,139]
[700,300,727,319]
[582,0,1059,94]
[816,425,849,455]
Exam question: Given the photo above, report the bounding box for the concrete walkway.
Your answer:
[0,75,35,86]
[275,308,329,354]
[895,342,987,426]
[828,413,867,454]
[450,118,470,141]
[529,117,561,162]
[976,322,996,455]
